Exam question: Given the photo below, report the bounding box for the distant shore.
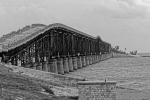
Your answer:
[127,53,150,57]
[138,53,150,57]
[141,56,150,57]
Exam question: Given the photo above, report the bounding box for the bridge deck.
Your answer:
[0,23,99,52]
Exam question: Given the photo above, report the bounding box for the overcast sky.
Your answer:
[0,0,150,53]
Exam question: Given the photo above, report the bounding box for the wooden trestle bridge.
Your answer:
[0,23,112,74]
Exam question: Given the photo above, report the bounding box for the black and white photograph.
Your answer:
[0,0,150,100]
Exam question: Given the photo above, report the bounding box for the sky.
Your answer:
[0,0,150,53]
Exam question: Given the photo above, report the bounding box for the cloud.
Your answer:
[1,0,149,19]
[0,2,6,16]
[89,0,150,19]
[115,0,150,18]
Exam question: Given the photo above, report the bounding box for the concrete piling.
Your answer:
[104,54,106,60]
[89,55,92,65]
[92,55,95,64]
[8,61,12,65]
[85,56,89,66]
[98,55,101,62]
[100,54,102,61]
[42,61,48,72]
[96,55,99,63]
[72,57,78,70]
[101,54,103,61]
[25,63,32,69]
[63,57,69,73]
[17,59,22,66]
[36,62,42,70]
[32,63,37,69]
[49,58,58,73]
[57,58,64,75]
[31,57,36,69]
[42,57,48,71]
[94,55,97,63]
[77,56,82,69]
[81,56,86,67]
[94,55,96,63]
[68,57,74,72]
[93,55,95,63]
[0,57,1,63]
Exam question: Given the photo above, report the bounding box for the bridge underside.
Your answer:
[0,23,112,74]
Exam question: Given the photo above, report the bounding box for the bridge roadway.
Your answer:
[0,23,115,74]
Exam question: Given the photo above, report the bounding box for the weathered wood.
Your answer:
[1,26,112,69]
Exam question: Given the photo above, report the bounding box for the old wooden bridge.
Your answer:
[0,23,112,74]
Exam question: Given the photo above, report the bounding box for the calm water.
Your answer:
[67,56,150,91]
[66,56,150,99]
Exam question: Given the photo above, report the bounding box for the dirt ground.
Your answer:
[0,63,78,100]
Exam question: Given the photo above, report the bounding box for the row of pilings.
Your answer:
[36,53,111,74]
[7,53,113,75]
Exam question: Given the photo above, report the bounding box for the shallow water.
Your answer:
[67,57,150,91]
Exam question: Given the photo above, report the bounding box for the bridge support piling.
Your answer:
[85,56,89,66]
[101,54,103,61]
[42,57,48,72]
[17,59,21,66]
[103,54,105,60]
[8,61,12,65]
[107,54,108,59]
[57,58,64,75]
[42,61,48,72]
[36,62,42,70]
[100,54,102,61]
[0,57,1,63]
[105,54,107,59]
[98,55,101,62]
[68,57,74,72]
[105,54,107,60]
[92,55,94,64]
[94,55,97,63]
[25,63,32,69]
[63,57,69,73]
[72,56,78,70]
[31,57,36,69]
[32,63,37,69]
[95,55,97,63]
[49,58,58,73]
[81,56,86,67]
[90,55,93,64]
[104,54,106,60]
[89,55,92,65]
[77,56,82,69]
[92,55,95,64]
[96,55,99,63]
[96,55,99,62]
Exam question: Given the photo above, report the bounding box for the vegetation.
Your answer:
[130,50,138,55]
[111,45,126,54]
